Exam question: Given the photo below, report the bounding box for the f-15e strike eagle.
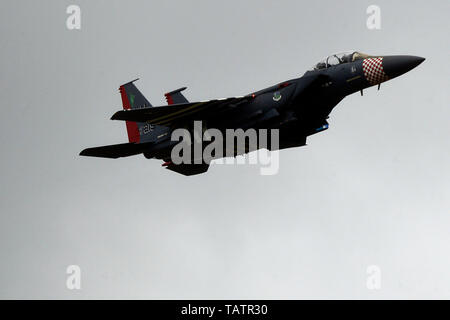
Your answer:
[80,51,425,175]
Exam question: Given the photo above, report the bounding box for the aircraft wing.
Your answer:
[110,96,252,128]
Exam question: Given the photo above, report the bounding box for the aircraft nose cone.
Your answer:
[382,55,425,78]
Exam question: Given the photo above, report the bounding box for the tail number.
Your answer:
[139,123,154,135]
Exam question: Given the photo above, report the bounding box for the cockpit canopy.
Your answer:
[311,51,373,70]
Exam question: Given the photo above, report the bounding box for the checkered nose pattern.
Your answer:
[362,57,389,85]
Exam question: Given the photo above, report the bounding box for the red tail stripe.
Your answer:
[119,85,140,143]
[164,93,174,105]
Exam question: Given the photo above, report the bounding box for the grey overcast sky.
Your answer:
[0,0,449,299]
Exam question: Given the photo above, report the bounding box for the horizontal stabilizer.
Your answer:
[80,142,149,159]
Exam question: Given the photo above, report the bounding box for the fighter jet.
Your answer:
[80,51,424,175]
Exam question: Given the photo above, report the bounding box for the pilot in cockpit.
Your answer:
[311,51,372,71]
